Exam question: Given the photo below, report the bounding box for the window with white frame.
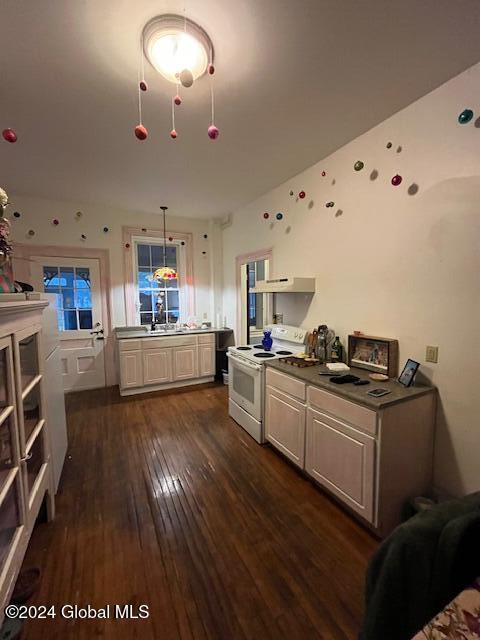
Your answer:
[134,241,181,325]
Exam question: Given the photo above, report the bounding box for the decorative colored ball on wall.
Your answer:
[276,212,283,220]
[263,212,269,219]
[174,95,182,106]
[76,211,82,219]
[2,128,17,143]
[289,190,294,196]
[179,69,194,88]
[208,64,215,75]
[354,160,364,171]
[134,124,148,140]
[207,125,219,140]
[458,109,474,124]
[321,171,326,177]
[299,191,306,199]
[13,212,20,218]
[125,243,130,249]
[326,201,335,208]
[203,234,208,239]
[139,81,148,92]
[52,218,59,226]
[170,129,178,139]
[81,234,87,240]
[202,251,206,255]
[103,227,109,233]
[391,174,403,187]
[386,141,392,149]
[28,229,35,236]
[168,236,173,241]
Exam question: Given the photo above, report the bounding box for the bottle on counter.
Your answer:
[331,336,343,362]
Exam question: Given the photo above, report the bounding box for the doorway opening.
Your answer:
[235,249,272,345]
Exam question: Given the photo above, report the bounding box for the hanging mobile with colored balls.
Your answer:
[354,160,364,171]
[325,202,335,208]
[135,124,148,140]
[263,212,269,220]
[391,174,403,186]
[298,191,306,199]
[134,34,148,141]
[207,63,220,140]
[276,212,283,220]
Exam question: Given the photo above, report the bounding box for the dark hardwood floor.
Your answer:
[21,383,377,640]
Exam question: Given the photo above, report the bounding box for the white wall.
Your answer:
[8,194,222,326]
[222,63,480,498]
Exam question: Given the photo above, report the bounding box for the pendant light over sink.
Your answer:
[153,206,178,282]
[134,14,220,141]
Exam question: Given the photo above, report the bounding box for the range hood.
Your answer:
[251,277,315,294]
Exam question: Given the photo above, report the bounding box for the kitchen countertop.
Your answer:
[266,360,435,410]
[115,327,232,340]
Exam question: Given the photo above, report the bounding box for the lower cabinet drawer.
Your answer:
[265,386,306,468]
[266,368,306,401]
[307,385,376,436]
[118,339,142,352]
[305,407,375,523]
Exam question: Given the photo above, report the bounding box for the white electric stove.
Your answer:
[227,325,308,443]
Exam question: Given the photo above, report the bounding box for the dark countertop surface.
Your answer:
[265,360,435,410]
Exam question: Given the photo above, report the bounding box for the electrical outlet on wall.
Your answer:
[426,346,439,363]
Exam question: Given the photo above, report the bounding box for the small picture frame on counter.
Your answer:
[347,334,399,378]
[398,358,420,387]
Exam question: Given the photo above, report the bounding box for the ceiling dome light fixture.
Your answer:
[133,14,220,141]
[143,15,212,85]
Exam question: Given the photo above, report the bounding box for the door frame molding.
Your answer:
[235,248,273,344]
[12,244,115,387]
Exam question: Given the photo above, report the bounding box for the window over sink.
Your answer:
[135,242,181,325]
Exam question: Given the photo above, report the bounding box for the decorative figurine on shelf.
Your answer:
[261,329,273,352]
[0,187,15,292]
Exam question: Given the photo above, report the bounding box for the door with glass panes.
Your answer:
[30,257,106,391]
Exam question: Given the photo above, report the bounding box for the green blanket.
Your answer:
[360,492,480,640]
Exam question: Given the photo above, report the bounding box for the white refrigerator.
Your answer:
[42,293,68,492]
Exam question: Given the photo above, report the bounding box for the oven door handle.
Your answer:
[227,353,263,373]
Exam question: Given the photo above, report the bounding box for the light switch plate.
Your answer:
[426,346,439,363]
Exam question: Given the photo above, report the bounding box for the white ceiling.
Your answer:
[1,0,480,219]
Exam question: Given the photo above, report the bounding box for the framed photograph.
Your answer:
[347,334,399,378]
[398,358,420,387]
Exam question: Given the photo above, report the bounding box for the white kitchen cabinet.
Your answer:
[306,407,375,523]
[117,332,217,395]
[265,385,306,468]
[119,350,143,388]
[143,348,173,385]
[199,344,215,377]
[264,364,436,536]
[173,346,197,381]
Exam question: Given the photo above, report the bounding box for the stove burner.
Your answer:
[254,352,275,358]
[236,346,252,351]
[276,350,293,356]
